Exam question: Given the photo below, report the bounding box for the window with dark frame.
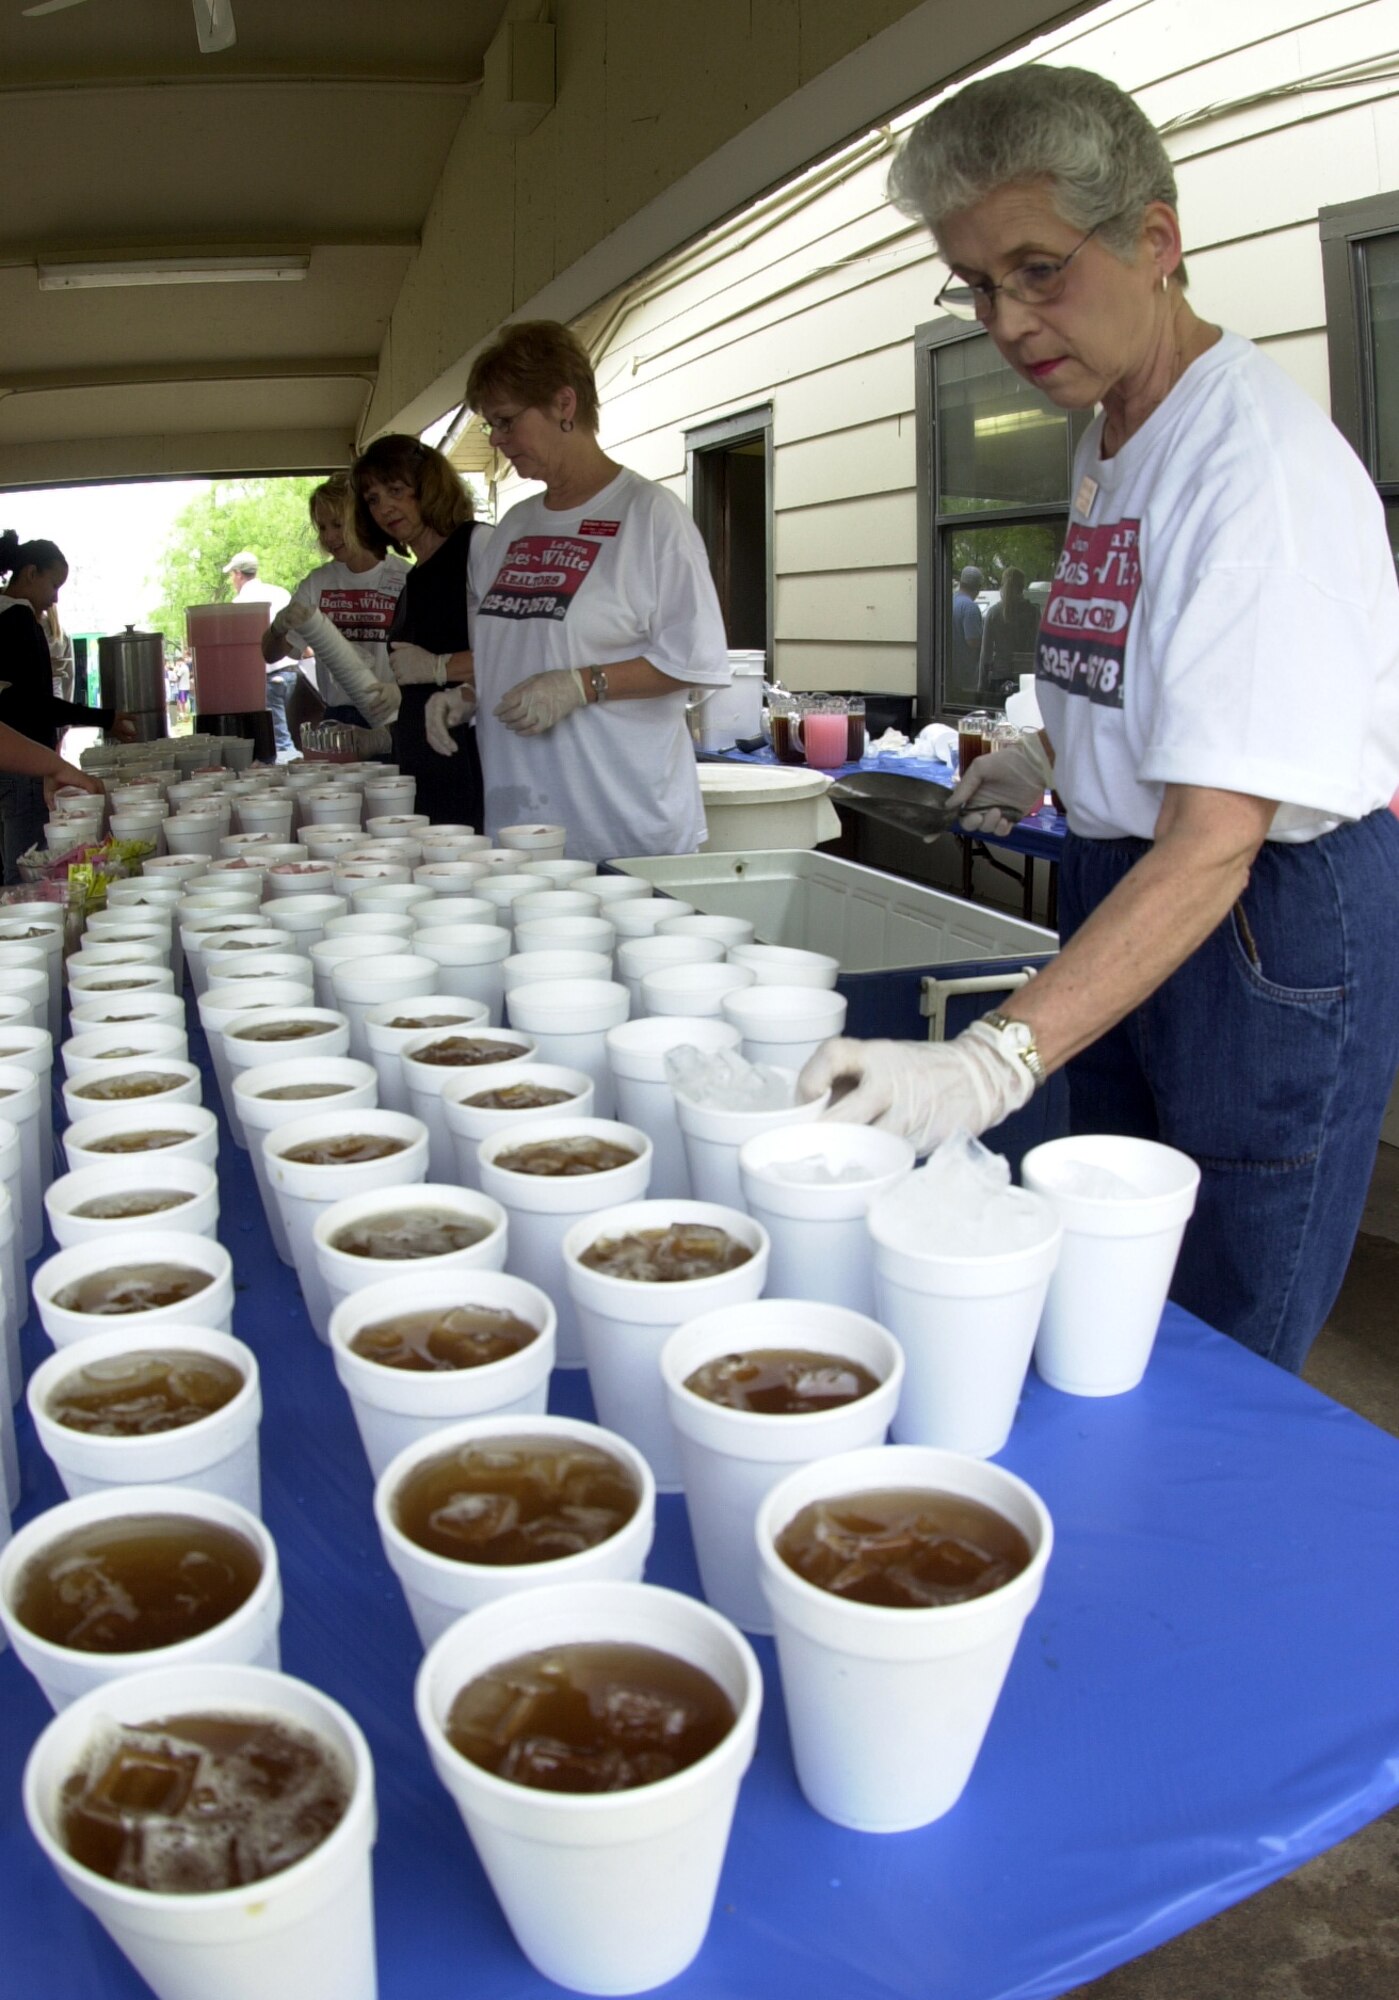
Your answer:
[684,406,774,665]
[913,319,1089,714]
[1320,190,1399,578]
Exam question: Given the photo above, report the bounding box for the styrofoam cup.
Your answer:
[675,1068,827,1209]
[661,1300,904,1631]
[63,1104,218,1177]
[411,923,512,1025]
[512,916,616,959]
[0,1483,280,1710]
[401,1025,536,1179]
[720,983,848,1070]
[363,993,491,1113]
[221,1009,351,1107]
[498,822,566,861]
[415,1580,761,1993]
[607,896,696,941]
[503,978,630,1120]
[309,932,408,1011]
[442,1063,595,1190]
[232,1058,379,1263]
[27,1324,262,1510]
[1021,1136,1201,1396]
[639,961,755,1021]
[868,1177,1062,1458]
[727,942,840,988]
[312,1180,508,1315]
[62,1022,188,1079]
[328,1268,556,1479]
[377,1413,656,1647]
[605,1015,740,1200]
[330,952,437,1061]
[198,980,315,1139]
[478,1117,653,1369]
[756,1445,1053,1830]
[739,1124,915,1317]
[0,1059,43,1255]
[563,1198,770,1491]
[23,1661,377,2000]
[511,889,601,925]
[518,858,597,884]
[264,1109,429,1340]
[0,1021,55,1192]
[615,933,724,1011]
[500,949,612,997]
[45,1157,220,1250]
[259,891,347,950]
[34,1232,236,1351]
[657,913,756,951]
[62,1057,201,1130]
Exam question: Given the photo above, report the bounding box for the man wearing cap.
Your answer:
[224,551,299,760]
[952,565,985,687]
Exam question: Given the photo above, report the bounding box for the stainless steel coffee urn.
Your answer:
[97,625,168,741]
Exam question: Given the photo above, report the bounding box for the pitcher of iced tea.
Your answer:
[767,690,805,765]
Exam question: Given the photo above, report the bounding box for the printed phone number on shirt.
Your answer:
[481,589,571,623]
[1037,641,1125,708]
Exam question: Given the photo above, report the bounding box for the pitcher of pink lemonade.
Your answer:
[795,696,851,769]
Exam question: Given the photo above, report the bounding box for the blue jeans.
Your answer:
[0,772,47,884]
[265,668,300,759]
[1058,810,1399,1372]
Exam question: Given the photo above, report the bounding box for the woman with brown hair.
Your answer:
[426,319,729,861]
[351,435,481,825]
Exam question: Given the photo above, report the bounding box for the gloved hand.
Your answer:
[947,734,1054,835]
[494,668,587,737]
[798,1019,1036,1155]
[389,643,451,687]
[425,685,477,756]
[283,604,401,729]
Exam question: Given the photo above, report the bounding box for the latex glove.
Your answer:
[798,1019,1035,1154]
[425,685,477,756]
[494,668,587,737]
[283,605,401,728]
[947,734,1054,836]
[389,642,452,687]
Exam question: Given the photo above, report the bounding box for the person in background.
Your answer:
[952,565,985,686]
[224,550,299,761]
[351,435,480,825]
[978,566,1041,701]
[263,476,408,748]
[800,62,1399,1377]
[42,606,74,703]
[0,529,133,881]
[425,318,730,862]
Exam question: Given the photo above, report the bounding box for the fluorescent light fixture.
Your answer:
[37,256,309,291]
[972,408,1061,438]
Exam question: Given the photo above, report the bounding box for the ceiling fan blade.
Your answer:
[191,0,236,53]
[21,0,92,16]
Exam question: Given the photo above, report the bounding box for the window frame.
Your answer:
[684,404,775,669]
[913,316,1082,715]
[1319,188,1399,482]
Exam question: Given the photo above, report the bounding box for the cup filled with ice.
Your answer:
[415,1579,761,1993]
[866,1133,1061,1458]
[738,1122,915,1318]
[668,1041,829,1209]
[756,1443,1052,1830]
[23,1660,377,2000]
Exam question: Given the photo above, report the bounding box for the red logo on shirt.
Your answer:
[1035,519,1140,709]
[318,587,399,646]
[480,536,602,623]
[579,519,619,537]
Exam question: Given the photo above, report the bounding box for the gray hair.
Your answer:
[889,64,1185,278]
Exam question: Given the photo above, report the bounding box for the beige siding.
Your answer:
[506,0,1399,694]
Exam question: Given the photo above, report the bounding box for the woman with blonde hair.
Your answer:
[426,319,729,861]
[352,434,481,823]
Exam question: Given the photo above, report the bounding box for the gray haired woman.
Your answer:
[802,64,1399,1375]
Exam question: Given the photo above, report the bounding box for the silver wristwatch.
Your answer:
[978,1010,1046,1087]
[588,666,610,704]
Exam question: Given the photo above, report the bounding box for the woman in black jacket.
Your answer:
[0,529,131,880]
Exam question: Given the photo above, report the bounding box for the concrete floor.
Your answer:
[1073,1142,1399,2000]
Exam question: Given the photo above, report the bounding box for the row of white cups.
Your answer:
[0,773,1203,1999]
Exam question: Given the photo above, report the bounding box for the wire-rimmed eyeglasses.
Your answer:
[935,225,1102,322]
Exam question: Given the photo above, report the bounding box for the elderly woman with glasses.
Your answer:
[424,319,729,861]
[803,64,1399,1376]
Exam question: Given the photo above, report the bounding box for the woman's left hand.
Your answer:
[388,643,450,687]
[494,669,587,736]
[109,713,138,743]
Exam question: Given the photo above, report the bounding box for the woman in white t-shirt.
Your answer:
[802,64,1399,1376]
[265,476,409,739]
[424,320,729,862]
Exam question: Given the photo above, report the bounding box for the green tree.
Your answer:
[147,478,324,648]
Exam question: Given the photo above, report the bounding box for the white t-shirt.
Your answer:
[472,468,730,861]
[233,579,296,671]
[290,555,411,705]
[1036,330,1399,842]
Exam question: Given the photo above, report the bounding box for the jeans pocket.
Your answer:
[1228,900,1344,1007]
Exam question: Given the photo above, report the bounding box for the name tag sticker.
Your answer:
[1074,474,1100,521]
[580,519,619,538]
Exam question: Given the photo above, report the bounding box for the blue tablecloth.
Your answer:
[4,1030,1399,2000]
[706,744,1068,864]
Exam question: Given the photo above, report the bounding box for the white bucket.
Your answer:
[563,1198,770,1491]
[327,1268,556,1480]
